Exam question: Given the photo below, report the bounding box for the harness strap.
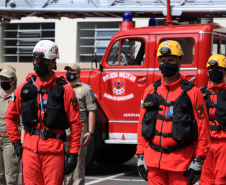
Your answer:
[37,89,48,94]
[209,117,216,121]
[157,114,173,121]
[210,125,226,131]
[24,126,66,141]
[149,141,191,154]
[154,130,172,138]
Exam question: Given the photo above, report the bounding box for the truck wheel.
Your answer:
[95,144,136,165]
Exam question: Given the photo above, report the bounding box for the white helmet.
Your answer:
[32,40,59,60]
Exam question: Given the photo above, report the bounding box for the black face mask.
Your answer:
[34,63,50,77]
[1,81,12,90]
[209,69,224,82]
[159,62,179,77]
[66,72,79,82]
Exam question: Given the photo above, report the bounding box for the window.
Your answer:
[3,22,55,63]
[213,37,220,55]
[107,38,145,66]
[160,38,195,64]
[221,38,226,55]
[78,22,121,63]
[107,41,120,66]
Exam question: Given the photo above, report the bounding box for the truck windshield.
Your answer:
[107,38,145,66]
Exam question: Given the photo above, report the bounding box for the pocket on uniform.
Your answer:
[21,100,38,127]
[216,89,226,125]
[142,110,157,140]
[171,113,193,142]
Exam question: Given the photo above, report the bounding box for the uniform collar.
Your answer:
[0,89,12,99]
[0,89,3,98]
[35,72,57,89]
[207,80,226,92]
[161,74,183,91]
[72,80,82,88]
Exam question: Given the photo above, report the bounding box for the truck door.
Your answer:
[154,35,199,83]
[100,36,149,142]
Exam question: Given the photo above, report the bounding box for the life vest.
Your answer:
[201,86,226,131]
[142,79,198,153]
[20,75,69,130]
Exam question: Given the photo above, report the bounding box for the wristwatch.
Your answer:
[88,131,94,136]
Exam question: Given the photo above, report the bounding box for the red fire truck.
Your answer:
[2,0,226,169]
[83,16,226,168]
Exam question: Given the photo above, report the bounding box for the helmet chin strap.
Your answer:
[176,56,180,74]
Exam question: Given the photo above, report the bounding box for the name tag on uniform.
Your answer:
[168,105,174,116]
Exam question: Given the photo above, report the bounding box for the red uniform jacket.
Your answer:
[136,75,210,171]
[206,81,226,139]
[5,72,82,154]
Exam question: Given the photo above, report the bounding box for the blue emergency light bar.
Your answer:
[149,18,157,26]
[123,12,132,21]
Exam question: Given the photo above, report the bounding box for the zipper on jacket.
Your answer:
[158,85,169,168]
[210,87,216,136]
[36,83,44,153]
[36,100,42,154]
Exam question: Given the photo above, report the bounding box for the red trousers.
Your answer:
[199,138,226,185]
[22,149,65,185]
[147,167,189,185]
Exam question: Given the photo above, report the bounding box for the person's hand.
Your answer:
[83,132,93,146]
[184,157,204,184]
[13,141,23,161]
[64,153,78,175]
[137,154,148,181]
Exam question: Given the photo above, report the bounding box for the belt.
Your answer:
[24,126,66,141]
[0,132,9,137]
[149,141,192,153]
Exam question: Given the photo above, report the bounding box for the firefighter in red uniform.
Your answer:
[5,40,82,185]
[136,40,210,185]
[199,54,226,185]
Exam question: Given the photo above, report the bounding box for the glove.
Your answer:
[13,141,23,161]
[137,154,148,181]
[64,153,78,175]
[184,157,204,184]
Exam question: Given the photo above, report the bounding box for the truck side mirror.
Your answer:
[92,53,99,69]
[100,64,103,72]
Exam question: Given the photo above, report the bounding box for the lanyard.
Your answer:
[31,77,44,112]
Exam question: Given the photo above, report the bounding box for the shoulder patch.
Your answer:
[71,97,79,111]
[90,89,95,98]
[195,105,204,119]
[11,93,16,102]
[90,89,96,103]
